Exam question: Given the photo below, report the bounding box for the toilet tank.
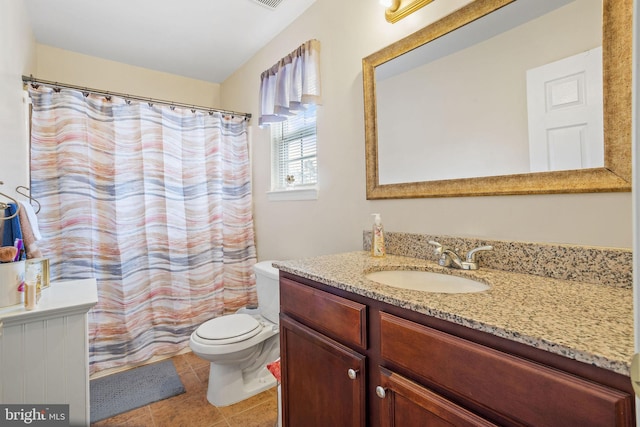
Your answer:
[254,260,280,324]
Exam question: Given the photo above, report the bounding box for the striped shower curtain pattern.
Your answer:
[28,86,258,374]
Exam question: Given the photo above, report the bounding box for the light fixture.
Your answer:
[383,0,435,23]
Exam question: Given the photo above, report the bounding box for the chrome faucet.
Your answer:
[428,240,493,270]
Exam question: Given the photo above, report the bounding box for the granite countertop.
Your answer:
[274,251,634,376]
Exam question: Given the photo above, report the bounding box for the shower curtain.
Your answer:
[28,86,257,374]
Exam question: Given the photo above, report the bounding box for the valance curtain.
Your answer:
[259,39,322,126]
[28,86,257,374]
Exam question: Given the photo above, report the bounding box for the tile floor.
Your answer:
[91,352,278,427]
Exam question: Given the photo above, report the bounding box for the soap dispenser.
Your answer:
[371,213,386,258]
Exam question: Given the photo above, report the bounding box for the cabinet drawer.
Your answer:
[280,277,367,349]
[380,312,633,427]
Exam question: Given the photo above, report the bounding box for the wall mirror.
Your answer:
[363,0,631,199]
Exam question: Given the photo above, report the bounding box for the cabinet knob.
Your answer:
[347,368,359,380]
[376,386,386,399]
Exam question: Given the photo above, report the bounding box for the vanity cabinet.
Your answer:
[280,277,367,427]
[279,273,635,427]
[0,279,98,426]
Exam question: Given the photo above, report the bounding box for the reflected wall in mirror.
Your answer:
[363,0,631,199]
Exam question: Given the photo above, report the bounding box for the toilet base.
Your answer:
[206,363,277,407]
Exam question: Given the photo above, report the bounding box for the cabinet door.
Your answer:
[1,312,90,426]
[378,368,498,427]
[280,315,366,427]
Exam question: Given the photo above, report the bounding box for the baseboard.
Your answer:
[90,347,193,380]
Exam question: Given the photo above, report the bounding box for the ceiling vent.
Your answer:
[252,0,284,10]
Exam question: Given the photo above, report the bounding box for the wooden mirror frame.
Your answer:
[363,0,632,199]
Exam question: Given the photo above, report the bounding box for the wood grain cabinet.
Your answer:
[378,367,498,427]
[280,316,366,426]
[280,277,367,427]
[380,312,633,427]
[279,273,635,427]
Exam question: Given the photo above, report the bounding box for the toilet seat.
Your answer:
[195,313,262,345]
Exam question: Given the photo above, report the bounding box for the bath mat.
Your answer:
[90,359,185,423]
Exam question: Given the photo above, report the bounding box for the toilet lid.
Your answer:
[196,313,262,343]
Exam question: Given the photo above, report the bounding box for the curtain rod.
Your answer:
[22,75,252,119]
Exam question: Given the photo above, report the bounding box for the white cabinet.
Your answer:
[0,279,98,426]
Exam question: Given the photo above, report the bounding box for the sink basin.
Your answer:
[365,270,489,294]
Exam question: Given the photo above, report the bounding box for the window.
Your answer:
[259,39,321,200]
[271,105,318,192]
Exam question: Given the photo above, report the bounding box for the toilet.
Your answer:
[189,260,280,407]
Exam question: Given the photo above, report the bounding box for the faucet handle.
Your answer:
[429,240,454,267]
[465,245,493,262]
[428,240,444,255]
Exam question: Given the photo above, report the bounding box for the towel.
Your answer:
[267,358,281,383]
[18,201,41,241]
[2,204,22,248]
[17,204,43,259]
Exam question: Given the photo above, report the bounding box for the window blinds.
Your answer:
[271,106,317,188]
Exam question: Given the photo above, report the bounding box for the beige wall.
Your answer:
[36,45,221,108]
[2,0,631,265]
[1,2,222,207]
[0,0,36,198]
[222,0,632,261]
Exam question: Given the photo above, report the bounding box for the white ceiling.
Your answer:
[24,0,316,83]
